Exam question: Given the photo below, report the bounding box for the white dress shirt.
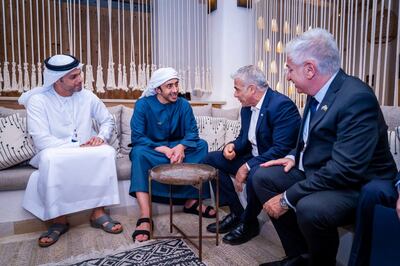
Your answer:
[248,91,267,157]
[284,71,338,209]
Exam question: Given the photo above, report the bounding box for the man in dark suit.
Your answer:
[252,28,397,266]
[349,172,400,266]
[203,65,301,245]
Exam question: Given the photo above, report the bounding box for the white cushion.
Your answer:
[107,105,122,139]
[225,119,241,144]
[0,107,26,118]
[212,107,240,120]
[192,105,212,117]
[0,113,35,170]
[382,106,400,130]
[195,116,226,152]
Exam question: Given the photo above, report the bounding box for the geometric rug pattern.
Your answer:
[70,239,206,266]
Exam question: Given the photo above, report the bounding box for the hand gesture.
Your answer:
[260,158,295,173]
[234,164,249,192]
[263,193,289,219]
[223,143,236,160]
[155,146,173,159]
[170,144,186,164]
[80,136,105,147]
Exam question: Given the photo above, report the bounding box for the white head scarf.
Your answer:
[141,67,179,98]
[18,54,84,106]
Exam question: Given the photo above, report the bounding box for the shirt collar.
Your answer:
[251,89,268,111]
[313,71,338,103]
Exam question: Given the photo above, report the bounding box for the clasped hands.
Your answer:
[155,144,186,164]
[80,136,105,147]
[260,157,296,219]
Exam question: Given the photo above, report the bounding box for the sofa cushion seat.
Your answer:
[116,155,131,181]
[0,154,132,192]
[0,164,36,191]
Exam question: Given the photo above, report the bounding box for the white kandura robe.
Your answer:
[23,88,120,221]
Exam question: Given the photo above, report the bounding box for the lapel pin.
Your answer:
[321,105,328,112]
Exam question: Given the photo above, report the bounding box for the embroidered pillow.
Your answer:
[0,107,27,118]
[0,113,35,170]
[192,105,212,117]
[107,105,122,140]
[195,116,226,152]
[212,107,240,120]
[225,119,241,144]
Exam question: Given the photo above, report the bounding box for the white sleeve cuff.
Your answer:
[285,155,295,161]
[284,191,296,211]
[245,163,250,171]
[97,134,107,143]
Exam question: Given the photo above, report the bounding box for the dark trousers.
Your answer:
[348,179,398,266]
[202,151,262,224]
[252,166,359,266]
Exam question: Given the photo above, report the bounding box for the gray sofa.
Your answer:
[0,104,241,237]
[0,104,241,191]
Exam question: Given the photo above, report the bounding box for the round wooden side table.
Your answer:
[148,163,219,261]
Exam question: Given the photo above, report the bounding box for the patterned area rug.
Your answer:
[69,239,205,266]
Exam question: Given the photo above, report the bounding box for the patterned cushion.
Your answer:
[0,107,27,118]
[192,105,212,117]
[225,119,241,144]
[212,107,240,120]
[195,116,226,152]
[382,106,400,131]
[0,113,35,170]
[107,105,122,139]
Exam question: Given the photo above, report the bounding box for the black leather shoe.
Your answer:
[222,221,259,245]
[259,255,308,266]
[207,213,240,233]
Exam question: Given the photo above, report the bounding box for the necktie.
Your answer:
[309,97,319,121]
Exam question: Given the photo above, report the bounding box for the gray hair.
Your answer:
[285,28,340,75]
[231,65,268,91]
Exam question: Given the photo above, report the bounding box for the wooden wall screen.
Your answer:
[0,0,152,100]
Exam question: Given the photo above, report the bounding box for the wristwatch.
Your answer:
[279,195,289,210]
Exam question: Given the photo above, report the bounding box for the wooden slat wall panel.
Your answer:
[0,0,151,99]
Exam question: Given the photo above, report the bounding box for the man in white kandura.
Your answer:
[18,54,123,248]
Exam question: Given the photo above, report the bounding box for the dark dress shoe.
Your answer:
[222,221,259,245]
[259,255,308,266]
[207,213,240,233]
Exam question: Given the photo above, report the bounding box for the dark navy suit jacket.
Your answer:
[287,69,398,205]
[232,88,301,169]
